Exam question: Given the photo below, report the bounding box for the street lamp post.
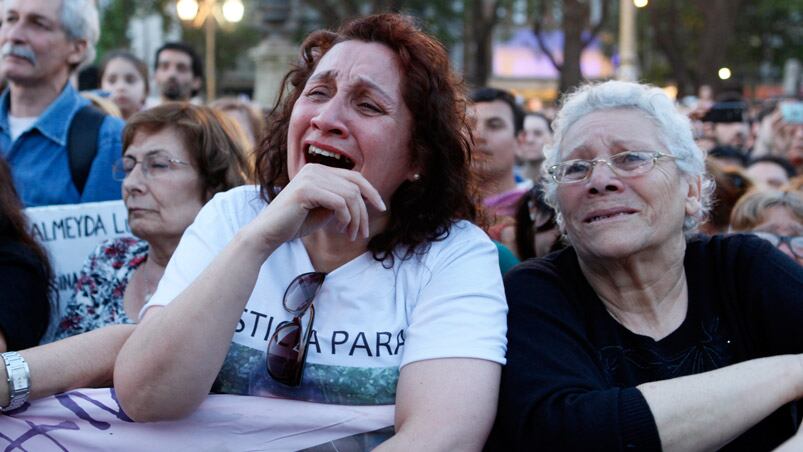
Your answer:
[617,0,638,81]
[176,0,244,101]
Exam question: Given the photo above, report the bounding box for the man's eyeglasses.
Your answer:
[112,154,191,181]
[751,232,803,258]
[548,151,679,184]
[266,272,326,387]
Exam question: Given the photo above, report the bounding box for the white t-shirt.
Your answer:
[143,185,508,409]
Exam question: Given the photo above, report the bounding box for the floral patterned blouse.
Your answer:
[55,237,149,340]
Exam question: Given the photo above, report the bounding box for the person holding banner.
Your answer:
[0,103,248,412]
[0,157,51,352]
[115,14,507,450]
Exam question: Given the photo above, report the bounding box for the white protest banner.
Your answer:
[0,388,395,451]
[24,201,131,340]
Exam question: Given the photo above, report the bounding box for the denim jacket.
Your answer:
[0,83,124,207]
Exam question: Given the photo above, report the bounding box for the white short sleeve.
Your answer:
[399,222,508,367]
[139,186,264,319]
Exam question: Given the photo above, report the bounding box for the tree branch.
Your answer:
[532,1,562,71]
[582,0,610,49]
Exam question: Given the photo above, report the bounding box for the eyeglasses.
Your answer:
[112,154,191,181]
[751,232,803,258]
[266,272,326,386]
[548,151,679,184]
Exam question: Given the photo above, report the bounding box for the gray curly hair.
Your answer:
[60,0,99,70]
[542,80,714,232]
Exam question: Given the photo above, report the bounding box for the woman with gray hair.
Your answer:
[491,81,803,451]
[730,189,803,266]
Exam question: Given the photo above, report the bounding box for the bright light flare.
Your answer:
[633,0,648,7]
[176,0,200,21]
[222,0,244,23]
[718,67,732,80]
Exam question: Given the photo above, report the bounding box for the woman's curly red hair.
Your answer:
[255,13,478,263]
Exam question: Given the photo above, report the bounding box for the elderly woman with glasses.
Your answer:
[114,14,507,451]
[490,81,803,451]
[0,103,248,413]
[54,103,248,339]
[730,189,803,266]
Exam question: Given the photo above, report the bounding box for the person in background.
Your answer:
[787,175,803,192]
[698,159,753,235]
[493,80,803,451]
[152,41,202,104]
[469,87,528,217]
[707,145,748,168]
[76,64,99,91]
[745,155,797,190]
[516,111,552,183]
[701,99,751,152]
[469,87,528,257]
[100,50,148,120]
[753,100,803,173]
[0,103,248,415]
[730,189,803,266]
[114,14,507,450]
[0,0,124,207]
[209,97,265,151]
[513,183,563,261]
[56,103,248,339]
[0,157,50,352]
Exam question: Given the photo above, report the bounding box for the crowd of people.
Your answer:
[0,0,802,450]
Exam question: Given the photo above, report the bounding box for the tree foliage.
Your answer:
[97,0,172,59]
[529,0,613,95]
[97,0,801,99]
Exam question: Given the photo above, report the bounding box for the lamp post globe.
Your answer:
[222,0,244,23]
[177,0,199,21]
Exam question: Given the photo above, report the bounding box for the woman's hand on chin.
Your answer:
[244,164,386,249]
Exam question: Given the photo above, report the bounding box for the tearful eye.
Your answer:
[147,159,171,170]
[613,152,652,171]
[305,87,329,99]
[564,161,589,175]
[358,102,382,113]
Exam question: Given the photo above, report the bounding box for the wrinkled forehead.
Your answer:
[524,115,549,131]
[470,100,515,126]
[311,40,404,96]
[106,56,141,74]
[560,108,664,158]
[2,0,63,24]
[157,49,194,69]
[126,126,191,160]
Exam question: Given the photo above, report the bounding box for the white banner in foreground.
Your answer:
[24,201,131,341]
[0,388,395,451]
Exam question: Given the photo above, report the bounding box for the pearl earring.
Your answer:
[411,173,421,181]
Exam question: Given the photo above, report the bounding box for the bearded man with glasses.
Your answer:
[491,81,803,451]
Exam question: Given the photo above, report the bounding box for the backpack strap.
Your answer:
[67,105,106,196]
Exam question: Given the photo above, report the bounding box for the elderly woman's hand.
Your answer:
[242,164,386,251]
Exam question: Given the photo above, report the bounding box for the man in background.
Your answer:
[469,87,530,260]
[153,42,203,104]
[0,0,124,206]
[517,111,552,182]
[469,87,528,218]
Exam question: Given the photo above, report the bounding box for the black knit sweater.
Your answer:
[490,234,803,451]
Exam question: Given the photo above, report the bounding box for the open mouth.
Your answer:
[305,145,355,170]
[584,209,638,224]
